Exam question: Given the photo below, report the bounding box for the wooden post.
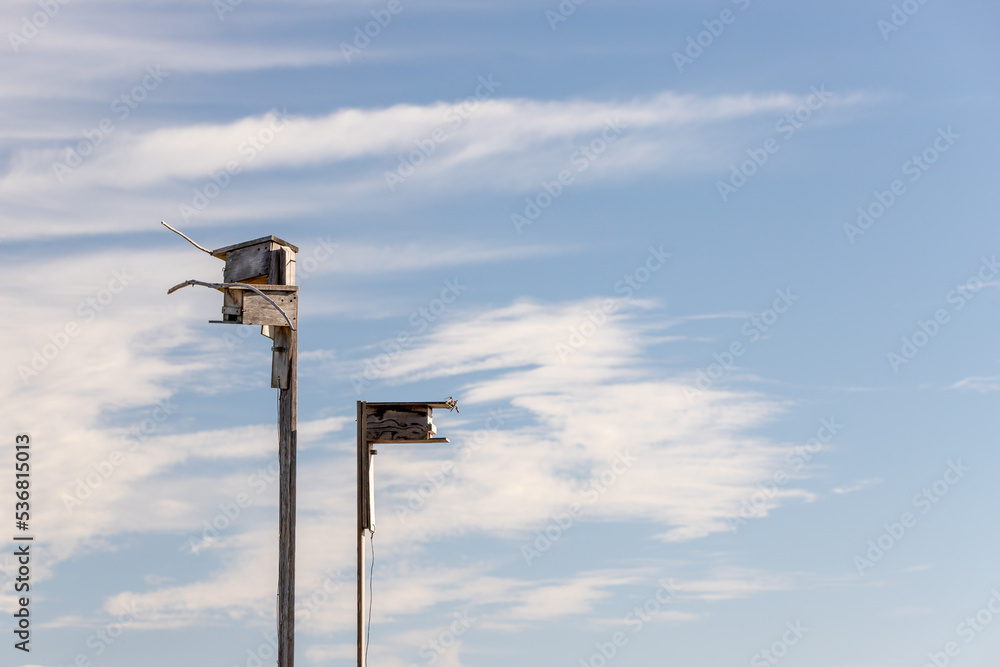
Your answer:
[278,325,297,667]
[356,401,368,667]
[354,401,453,667]
[270,241,298,667]
[165,229,301,667]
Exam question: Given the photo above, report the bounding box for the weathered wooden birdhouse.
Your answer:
[212,235,298,285]
[365,403,446,443]
[357,400,457,530]
[214,285,299,328]
[209,236,299,328]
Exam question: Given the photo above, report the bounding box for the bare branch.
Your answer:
[166,279,296,330]
[161,221,214,255]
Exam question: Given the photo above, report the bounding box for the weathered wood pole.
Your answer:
[278,324,297,667]
[268,244,298,667]
[354,401,451,667]
[164,228,300,667]
[356,401,369,667]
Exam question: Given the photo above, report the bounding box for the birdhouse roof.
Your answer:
[211,235,300,258]
[366,401,457,410]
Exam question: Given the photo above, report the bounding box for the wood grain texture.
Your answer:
[243,290,298,327]
[276,249,298,667]
[212,235,300,257]
[357,401,368,667]
[283,250,296,285]
[365,406,435,442]
[270,246,296,285]
[278,327,297,667]
[223,243,273,283]
[271,326,292,389]
[222,289,243,324]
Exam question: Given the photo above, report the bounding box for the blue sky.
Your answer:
[2,1,1000,666]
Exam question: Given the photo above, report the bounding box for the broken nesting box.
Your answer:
[363,402,457,443]
[210,235,299,328]
[218,285,298,328]
[212,235,299,285]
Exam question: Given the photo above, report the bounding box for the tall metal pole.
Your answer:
[278,326,297,667]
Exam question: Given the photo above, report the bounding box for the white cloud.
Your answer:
[899,564,933,573]
[674,567,798,601]
[0,90,870,239]
[0,1,352,101]
[495,570,641,624]
[305,643,354,664]
[950,375,1000,392]
[0,245,352,576]
[2,247,825,645]
[304,241,564,276]
[832,478,883,494]
[357,298,797,543]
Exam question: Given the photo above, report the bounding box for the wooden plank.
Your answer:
[223,243,273,283]
[211,235,300,258]
[228,285,299,293]
[359,403,372,530]
[243,290,298,328]
[283,249,296,285]
[278,327,297,667]
[270,246,296,285]
[269,248,283,285]
[271,327,292,389]
[366,400,457,410]
[223,289,243,324]
[365,405,435,442]
[265,246,295,339]
[368,451,375,528]
[370,437,450,445]
[276,237,298,667]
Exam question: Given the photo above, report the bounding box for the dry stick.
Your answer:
[167,279,296,330]
[160,221,213,255]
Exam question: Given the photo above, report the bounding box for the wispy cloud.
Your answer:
[306,241,565,276]
[0,90,870,239]
[832,478,883,494]
[950,375,1000,392]
[6,244,821,635]
[347,297,802,543]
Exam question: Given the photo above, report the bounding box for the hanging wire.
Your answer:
[366,529,375,665]
[366,484,376,667]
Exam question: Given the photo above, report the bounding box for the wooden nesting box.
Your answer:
[218,285,298,328]
[358,400,455,531]
[211,235,299,285]
[209,235,299,329]
[364,403,453,443]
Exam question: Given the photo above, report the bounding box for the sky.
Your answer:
[2,0,1000,666]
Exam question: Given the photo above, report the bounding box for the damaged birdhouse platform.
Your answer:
[363,401,456,443]
[214,284,298,328]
